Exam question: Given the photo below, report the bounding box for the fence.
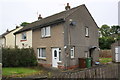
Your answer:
[53,63,119,79]
[99,50,112,58]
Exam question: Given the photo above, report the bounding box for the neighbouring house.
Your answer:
[0,26,22,48]
[0,32,8,47]
[14,4,99,69]
[111,40,120,62]
[14,27,32,48]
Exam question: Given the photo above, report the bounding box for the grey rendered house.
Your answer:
[15,4,99,69]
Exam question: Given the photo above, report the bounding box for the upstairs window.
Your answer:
[41,26,51,37]
[85,27,89,37]
[21,32,27,40]
[37,48,46,59]
[70,47,75,58]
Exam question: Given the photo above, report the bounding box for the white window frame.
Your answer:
[85,51,89,58]
[21,32,27,40]
[58,48,62,62]
[37,48,46,59]
[85,27,89,37]
[41,26,51,37]
[70,47,75,58]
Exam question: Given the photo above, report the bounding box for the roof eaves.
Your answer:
[14,28,31,35]
[32,18,65,30]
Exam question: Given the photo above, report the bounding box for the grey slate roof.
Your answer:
[14,4,82,34]
[14,4,98,34]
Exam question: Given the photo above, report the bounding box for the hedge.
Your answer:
[2,48,37,67]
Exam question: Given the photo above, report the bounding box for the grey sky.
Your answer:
[0,0,119,34]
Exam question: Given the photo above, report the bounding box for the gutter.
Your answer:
[32,18,65,30]
[14,18,65,34]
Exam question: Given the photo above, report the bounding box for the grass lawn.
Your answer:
[99,58,112,64]
[2,67,40,77]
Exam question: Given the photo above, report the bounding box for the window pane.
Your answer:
[42,48,46,57]
[71,50,73,56]
[70,47,74,58]
[54,50,57,57]
[41,28,45,37]
[59,52,61,61]
[85,27,89,36]
[38,48,46,58]
[37,49,40,58]
[22,33,26,40]
[46,26,50,36]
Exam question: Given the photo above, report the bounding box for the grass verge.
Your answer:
[99,58,112,64]
[2,67,40,77]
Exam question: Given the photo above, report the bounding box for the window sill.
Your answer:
[38,58,46,61]
[71,58,75,60]
[20,39,27,42]
[85,36,89,38]
[41,36,51,39]
[57,61,62,64]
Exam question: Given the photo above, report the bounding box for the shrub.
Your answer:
[2,48,37,67]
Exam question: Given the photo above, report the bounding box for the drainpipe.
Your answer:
[64,19,72,69]
[15,34,16,48]
[4,36,6,48]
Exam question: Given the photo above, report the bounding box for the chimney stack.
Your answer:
[6,29,9,32]
[65,3,71,10]
[38,14,42,20]
[16,26,19,29]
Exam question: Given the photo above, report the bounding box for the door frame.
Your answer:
[52,47,60,68]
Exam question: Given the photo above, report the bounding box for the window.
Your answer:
[21,32,27,40]
[38,48,46,59]
[70,47,75,58]
[85,27,89,37]
[85,51,89,58]
[41,26,50,37]
[54,50,57,57]
[59,48,62,61]
[59,52,61,61]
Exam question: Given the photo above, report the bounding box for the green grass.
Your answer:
[2,67,39,77]
[99,58,112,64]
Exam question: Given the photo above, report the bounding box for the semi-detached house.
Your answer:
[14,4,99,69]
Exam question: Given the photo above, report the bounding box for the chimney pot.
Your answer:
[16,26,19,28]
[6,29,9,32]
[65,3,71,10]
[38,14,42,20]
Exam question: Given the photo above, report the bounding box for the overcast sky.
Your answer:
[0,0,119,34]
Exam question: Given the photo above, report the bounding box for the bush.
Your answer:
[2,48,37,67]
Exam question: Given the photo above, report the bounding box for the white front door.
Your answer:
[52,48,59,68]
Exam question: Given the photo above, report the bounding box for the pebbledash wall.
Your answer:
[5,27,22,48]
[0,37,5,47]
[32,24,65,68]
[32,5,99,69]
[16,30,32,48]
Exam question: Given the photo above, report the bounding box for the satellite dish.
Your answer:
[70,21,76,26]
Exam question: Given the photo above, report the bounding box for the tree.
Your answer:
[110,25,120,34]
[99,24,111,37]
[99,25,120,49]
[20,22,30,27]
[99,37,115,49]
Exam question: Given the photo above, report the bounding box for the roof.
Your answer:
[14,4,82,34]
[0,32,8,38]
[0,27,22,38]
[14,4,98,34]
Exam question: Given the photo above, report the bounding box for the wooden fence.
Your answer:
[53,63,119,79]
[99,50,112,58]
